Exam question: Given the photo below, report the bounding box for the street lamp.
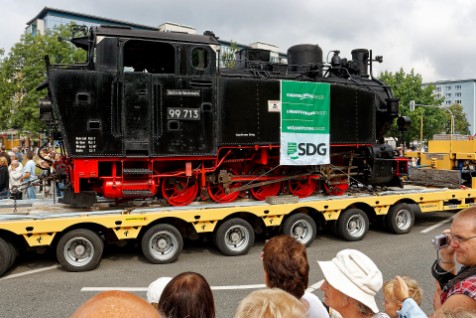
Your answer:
[9,104,14,150]
[409,100,455,153]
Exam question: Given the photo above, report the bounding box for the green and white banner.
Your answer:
[280,81,330,165]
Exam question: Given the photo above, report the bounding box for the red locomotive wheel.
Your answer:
[249,166,281,201]
[250,184,281,201]
[161,177,199,206]
[324,178,349,196]
[288,177,318,198]
[207,170,242,203]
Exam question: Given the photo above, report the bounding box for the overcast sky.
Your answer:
[2,0,475,83]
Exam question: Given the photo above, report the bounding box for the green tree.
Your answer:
[221,41,238,68]
[0,24,86,133]
[446,103,470,135]
[379,68,446,146]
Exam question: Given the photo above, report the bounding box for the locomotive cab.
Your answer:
[43,26,220,156]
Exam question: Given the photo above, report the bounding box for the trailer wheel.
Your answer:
[282,213,316,247]
[386,203,415,234]
[141,224,183,264]
[6,240,18,269]
[56,229,104,272]
[0,237,12,277]
[337,208,369,241]
[215,218,255,256]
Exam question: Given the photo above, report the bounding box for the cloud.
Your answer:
[1,0,475,82]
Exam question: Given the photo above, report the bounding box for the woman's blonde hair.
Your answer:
[234,288,306,318]
[0,156,8,167]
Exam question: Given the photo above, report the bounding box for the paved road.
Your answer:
[0,210,454,318]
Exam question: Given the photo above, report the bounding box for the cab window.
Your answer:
[191,47,210,70]
[123,40,175,73]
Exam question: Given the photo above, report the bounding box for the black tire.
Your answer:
[282,213,316,247]
[375,215,387,229]
[141,224,183,264]
[337,208,369,241]
[0,237,12,277]
[385,203,415,234]
[214,218,255,256]
[330,220,339,236]
[6,240,18,269]
[56,229,104,272]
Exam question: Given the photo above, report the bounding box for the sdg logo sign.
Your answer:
[287,142,328,161]
[280,81,330,166]
[287,142,299,160]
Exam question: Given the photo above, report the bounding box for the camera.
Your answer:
[432,234,449,249]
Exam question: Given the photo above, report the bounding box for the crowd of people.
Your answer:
[69,207,476,318]
[0,145,62,200]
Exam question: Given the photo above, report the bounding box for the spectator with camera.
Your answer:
[431,207,476,317]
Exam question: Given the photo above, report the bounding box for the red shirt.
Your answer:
[441,275,476,304]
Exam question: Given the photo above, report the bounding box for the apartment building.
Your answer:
[423,79,476,134]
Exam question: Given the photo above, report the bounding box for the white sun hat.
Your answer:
[146,276,173,303]
[317,249,383,313]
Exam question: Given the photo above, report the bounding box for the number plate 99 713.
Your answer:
[167,108,201,120]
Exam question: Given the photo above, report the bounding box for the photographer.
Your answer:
[431,207,476,317]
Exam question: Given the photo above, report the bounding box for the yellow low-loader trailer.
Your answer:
[0,185,474,277]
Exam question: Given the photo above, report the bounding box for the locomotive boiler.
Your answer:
[38,25,408,207]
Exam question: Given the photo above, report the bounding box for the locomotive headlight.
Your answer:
[397,116,411,132]
[39,98,53,122]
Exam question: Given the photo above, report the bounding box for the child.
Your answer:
[383,276,426,318]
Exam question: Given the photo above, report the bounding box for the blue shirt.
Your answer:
[397,298,427,318]
[22,160,37,183]
[15,152,22,163]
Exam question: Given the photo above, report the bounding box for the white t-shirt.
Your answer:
[301,291,329,318]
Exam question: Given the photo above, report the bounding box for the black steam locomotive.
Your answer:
[39,25,408,207]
